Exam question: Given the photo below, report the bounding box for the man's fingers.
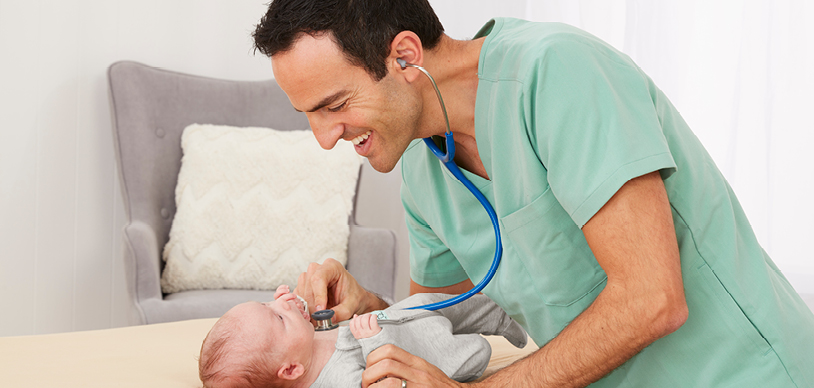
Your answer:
[311,260,345,311]
[309,270,330,312]
[292,258,365,323]
[294,272,311,307]
[367,377,406,388]
[367,344,415,367]
[362,357,411,388]
[295,261,332,312]
[364,345,460,388]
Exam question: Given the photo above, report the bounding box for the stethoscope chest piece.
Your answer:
[312,309,339,331]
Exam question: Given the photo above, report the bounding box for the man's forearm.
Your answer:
[471,283,685,387]
[362,291,391,313]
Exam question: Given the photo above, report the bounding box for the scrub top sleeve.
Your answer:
[401,184,470,288]
[531,38,677,228]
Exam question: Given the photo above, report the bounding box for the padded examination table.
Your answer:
[1,318,537,387]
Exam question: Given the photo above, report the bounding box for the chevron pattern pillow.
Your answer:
[160,124,362,293]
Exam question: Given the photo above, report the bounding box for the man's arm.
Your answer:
[409,278,474,295]
[473,171,688,387]
[363,172,688,388]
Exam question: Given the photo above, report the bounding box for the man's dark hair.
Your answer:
[253,0,444,81]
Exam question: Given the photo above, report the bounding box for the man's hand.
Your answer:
[350,313,382,339]
[362,344,463,388]
[294,258,388,322]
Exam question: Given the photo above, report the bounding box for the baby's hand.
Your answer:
[274,285,290,300]
[350,313,381,339]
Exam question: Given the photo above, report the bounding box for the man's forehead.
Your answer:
[271,34,362,112]
[274,32,344,68]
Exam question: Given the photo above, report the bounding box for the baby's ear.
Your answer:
[277,362,304,381]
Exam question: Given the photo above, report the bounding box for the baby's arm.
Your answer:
[350,314,381,339]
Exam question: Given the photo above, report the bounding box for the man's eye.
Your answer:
[327,101,346,112]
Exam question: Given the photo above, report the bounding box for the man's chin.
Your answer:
[367,156,398,173]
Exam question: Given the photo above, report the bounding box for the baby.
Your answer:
[199,286,527,388]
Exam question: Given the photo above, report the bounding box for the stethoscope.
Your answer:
[396,58,503,311]
[310,59,505,331]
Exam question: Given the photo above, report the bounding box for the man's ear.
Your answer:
[389,30,424,82]
[277,362,305,381]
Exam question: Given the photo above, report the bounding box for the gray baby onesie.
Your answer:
[310,293,527,387]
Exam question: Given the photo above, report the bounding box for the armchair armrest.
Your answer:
[347,224,397,303]
[122,221,398,324]
[122,221,164,323]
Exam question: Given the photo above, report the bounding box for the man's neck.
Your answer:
[422,35,489,179]
[421,35,483,140]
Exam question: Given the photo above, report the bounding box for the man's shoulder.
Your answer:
[480,18,627,80]
[484,18,598,52]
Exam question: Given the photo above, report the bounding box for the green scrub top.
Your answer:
[400,18,814,387]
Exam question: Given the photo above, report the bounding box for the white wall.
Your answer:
[1,0,811,337]
[0,0,284,336]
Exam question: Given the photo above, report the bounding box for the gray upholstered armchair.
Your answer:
[107,61,396,325]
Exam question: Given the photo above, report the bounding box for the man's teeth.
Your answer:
[350,131,371,145]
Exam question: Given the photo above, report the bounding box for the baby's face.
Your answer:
[261,292,313,322]
[228,293,315,360]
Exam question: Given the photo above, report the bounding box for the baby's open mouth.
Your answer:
[294,295,309,320]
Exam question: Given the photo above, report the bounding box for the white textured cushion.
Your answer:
[160,124,362,293]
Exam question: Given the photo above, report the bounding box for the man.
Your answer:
[252,1,814,387]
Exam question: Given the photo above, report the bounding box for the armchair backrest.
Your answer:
[108,61,312,262]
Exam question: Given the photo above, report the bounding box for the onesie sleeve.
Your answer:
[530,36,677,227]
[357,314,492,382]
[401,183,470,287]
[434,294,527,349]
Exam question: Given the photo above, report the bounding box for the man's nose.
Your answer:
[307,113,344,150]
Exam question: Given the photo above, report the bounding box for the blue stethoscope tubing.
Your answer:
[396,59,503,311]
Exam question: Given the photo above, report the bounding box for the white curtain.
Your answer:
[528,0,814,293]
[434,0,814,293]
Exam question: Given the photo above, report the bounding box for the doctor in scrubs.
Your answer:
[252,0,814,387]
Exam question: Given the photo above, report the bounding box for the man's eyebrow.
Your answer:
[295,91,347,113]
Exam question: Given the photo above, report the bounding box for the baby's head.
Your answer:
[199,292,313,388]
